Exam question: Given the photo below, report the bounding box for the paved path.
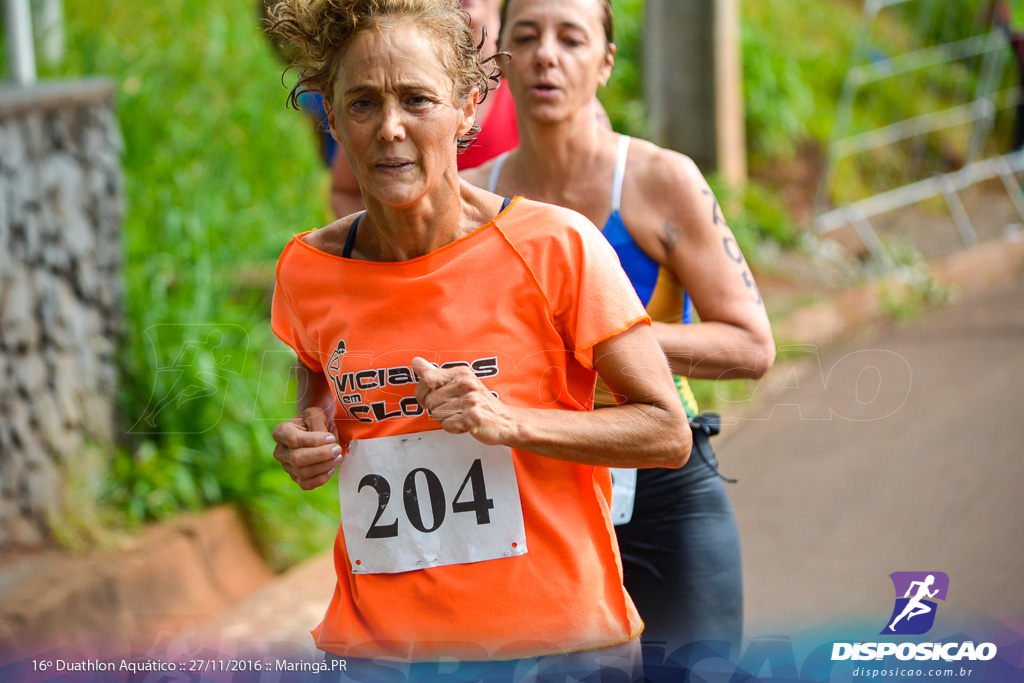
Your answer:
[200,275,1024,650]
[724,274,1024,635]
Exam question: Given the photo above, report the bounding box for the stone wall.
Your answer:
[0,78,124,548]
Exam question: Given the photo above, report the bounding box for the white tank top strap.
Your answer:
[488,151,513,194]
[611,135,631,212]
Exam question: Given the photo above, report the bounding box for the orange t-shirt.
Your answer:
[271,197,649,661]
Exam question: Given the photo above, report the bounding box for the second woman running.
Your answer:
[464,0,776,654]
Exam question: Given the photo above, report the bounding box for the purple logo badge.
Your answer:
[881,572,949,635]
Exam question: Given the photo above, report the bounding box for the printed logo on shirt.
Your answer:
[324,338,500,423]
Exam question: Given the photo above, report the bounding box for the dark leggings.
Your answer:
[615,427,743,654]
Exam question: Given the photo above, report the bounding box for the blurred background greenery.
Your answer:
[34,0,339,568]
[14,0,1013,569]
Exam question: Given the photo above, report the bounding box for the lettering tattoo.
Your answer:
[703,187,762,305]
[701,188,724,226]
[743,269,763,305]
[723,236,744,264]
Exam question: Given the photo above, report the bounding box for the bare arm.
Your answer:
[459,162,493,192]
[414,323,691,468]
[631,149,775,379]
[329,151,367,219]
[271,360,342,490]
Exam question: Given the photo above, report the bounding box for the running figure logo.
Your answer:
[881,571,949,635]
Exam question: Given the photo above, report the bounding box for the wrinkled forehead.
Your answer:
[335,21,455,96]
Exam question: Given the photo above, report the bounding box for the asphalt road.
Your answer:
[200,274,1024,651]
[723,274,1024,636]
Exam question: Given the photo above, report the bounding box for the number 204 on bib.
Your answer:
[339,429,528,574]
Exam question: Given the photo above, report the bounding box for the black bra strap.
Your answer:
[344,202,508,259]
[343,213,362,258]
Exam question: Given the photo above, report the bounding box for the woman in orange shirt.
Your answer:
[267,0,689,678]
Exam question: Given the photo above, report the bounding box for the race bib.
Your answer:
[339,429,528,574]
[609,468,637,526]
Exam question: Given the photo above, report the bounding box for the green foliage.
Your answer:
[741,0,857,162]
[602,0,858,157]
[741,0,1017,207]
[736,182,800,248]
[891,0,993,48]
[44,0,337,568]
[827,10,1013,204]
[740,21,815,161]
[877,240,959,323]
[687,376,761,415]
[601,0,647,137]
[48,442,121,552]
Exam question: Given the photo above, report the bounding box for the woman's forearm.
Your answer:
[412,325,692,469]
[506,401,690,469]
[295,361,337,420]
[651,320,776,380]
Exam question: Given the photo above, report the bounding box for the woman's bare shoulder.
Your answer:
[624,139,715,227]
[626,138,705,199]
[300,214,360,257]
[460,158,497,190]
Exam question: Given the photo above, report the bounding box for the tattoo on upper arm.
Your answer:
[701,188,724,227]
[742,270,762,304]
[703,186,763,305]
[723,236,744,264]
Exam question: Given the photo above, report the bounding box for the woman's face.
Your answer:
[329,22,475,209]
[500,0,613,124]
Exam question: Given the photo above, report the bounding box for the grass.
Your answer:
[876,238,960,324]
[0,25,6,78]
[601,0,647,138]
[41,0,338,569]
[740,0,861,163]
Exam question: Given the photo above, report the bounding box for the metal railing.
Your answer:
[3,0,65,85]
[3,0,37,85]
[813,0,1024,267]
